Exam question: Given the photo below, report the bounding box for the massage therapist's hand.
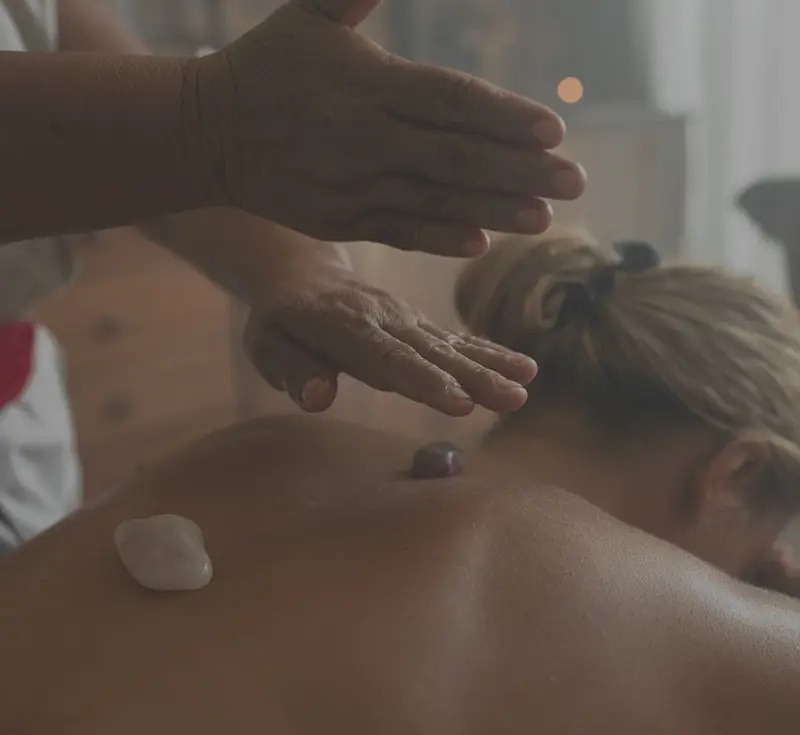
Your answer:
[189,0,585,256]
[243,258,537,416]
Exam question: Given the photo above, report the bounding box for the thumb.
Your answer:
[246,321,339,413]
[293,0,382,28]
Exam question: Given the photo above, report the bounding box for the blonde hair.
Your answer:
[455,229,800,504]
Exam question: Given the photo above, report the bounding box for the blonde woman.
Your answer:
[3,231,800,734]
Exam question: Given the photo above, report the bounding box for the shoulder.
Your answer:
[178,413,421,477]
[82,414,439,533]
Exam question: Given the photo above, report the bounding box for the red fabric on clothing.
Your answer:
[0,322,35,410]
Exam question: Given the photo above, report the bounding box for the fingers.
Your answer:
[293,0,382,27]
[354,214,490,255]
[394,326,530,413]
[386,63,566,148]
[425,329,538,387]
[259,283,536,415]
[258,306,478,416]
[382,127,585,201]
[245,321,339,413]
[373,64,586,207]
[361,176,555,238]
[329,326,478,416]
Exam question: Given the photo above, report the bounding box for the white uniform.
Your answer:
[0,0,82,552]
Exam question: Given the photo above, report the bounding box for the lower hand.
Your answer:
[244,263,537,416]
[190,0,586,257]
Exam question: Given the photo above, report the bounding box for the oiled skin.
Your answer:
[1,416,798,735]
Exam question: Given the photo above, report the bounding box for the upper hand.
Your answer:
[191,0,586,257]
[244,264,537,416]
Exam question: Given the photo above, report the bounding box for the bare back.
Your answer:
[1,416,798,734]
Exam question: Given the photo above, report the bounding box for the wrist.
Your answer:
[181,53,241,209]
[0,52,226,241]
[252,241,351,300]
[239,235,353,312]
[109,54,223,214]
[178,57,226,209]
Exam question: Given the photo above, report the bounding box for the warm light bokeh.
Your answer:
[557,76,584,104]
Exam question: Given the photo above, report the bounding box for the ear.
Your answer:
[690,438,772,525]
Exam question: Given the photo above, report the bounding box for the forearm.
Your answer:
[58,0,349,300]
[142,210,351,302]
[0,51,213,244]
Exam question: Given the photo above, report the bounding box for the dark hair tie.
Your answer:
[612,240,661,273]
[555,240,661,329]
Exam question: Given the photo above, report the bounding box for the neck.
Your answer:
[469,410,692,530]
[472,415,634,518]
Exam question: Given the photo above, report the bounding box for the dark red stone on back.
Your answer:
[410,442,464,478]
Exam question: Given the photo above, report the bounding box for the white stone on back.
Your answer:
[115,514,213,591]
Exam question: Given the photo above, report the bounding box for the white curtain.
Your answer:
[642,0,800,295]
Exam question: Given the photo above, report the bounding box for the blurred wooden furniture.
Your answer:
[32,229,236,498]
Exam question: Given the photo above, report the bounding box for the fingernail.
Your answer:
[517,208,542,232]
[502,381,529,398]
[463,230,490,255]
[512,356,538,378]
[533,117,565,147]
[299,378,330,409]
[553,166,586,199]
[449,385,473,404]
